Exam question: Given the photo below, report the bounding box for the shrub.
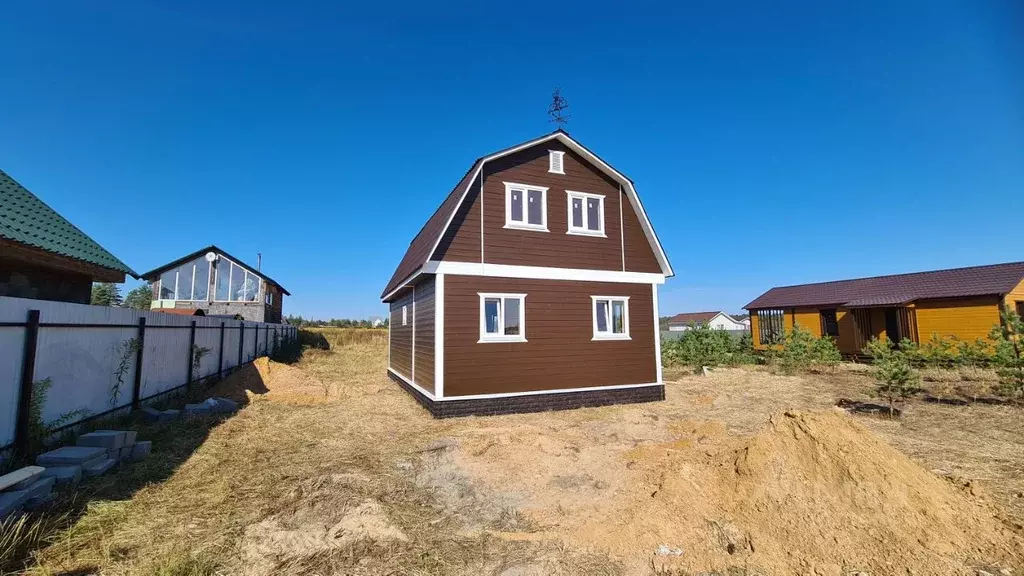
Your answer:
[772,324,841,374]
[863,337,922,417]
[661,324,753,370]
[990,307,1024,397]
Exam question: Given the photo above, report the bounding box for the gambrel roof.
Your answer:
[381,130,673,298]
[745,261,1024,310]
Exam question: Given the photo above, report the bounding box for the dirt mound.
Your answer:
[622,409,1023,574]
[209,356,328,404]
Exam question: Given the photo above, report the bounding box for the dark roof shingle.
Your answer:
[0,169,136,277]
[667,311,723,325]
[744,262,1024,310]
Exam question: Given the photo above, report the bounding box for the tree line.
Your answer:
[283,315,388,328]
[91,282,153,310]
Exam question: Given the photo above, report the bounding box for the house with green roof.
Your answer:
[0,169,137,304]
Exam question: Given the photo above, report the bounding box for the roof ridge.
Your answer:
[767,261,1024,291]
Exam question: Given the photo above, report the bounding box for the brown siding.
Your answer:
[621,191,662,273]
[444,276,656,396]
[433,174,481,263]
[437,142,661,273]
[414,276,435,393]
[915,297,1001,342]
[389,290,414,379]
[0,253,92,304]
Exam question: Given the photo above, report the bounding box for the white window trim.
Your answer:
[478,292,527,343]
[402,305,408,326]
[212,255,263,303]
[548,150,565,174]
[591,295,631,340]
[566,190,606,238]
[503,182,549,232]
[265,291,273,305]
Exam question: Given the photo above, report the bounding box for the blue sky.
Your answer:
[1,1,1021,319]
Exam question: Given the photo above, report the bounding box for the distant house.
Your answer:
[0,169,137,303]
[667,311,747,331]
[368,315,386,327]
[744,261,1024,355]
[141,246,290,323]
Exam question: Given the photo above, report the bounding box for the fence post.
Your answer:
[186,320,197,384]
[218,321,225,375]
[14,309,41,458]
[131,317,146,410]
[237,321,244,366]
[264,324,269,356]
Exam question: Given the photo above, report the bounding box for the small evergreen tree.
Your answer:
[990,307,1024,397]
[864,337,922,417]
[123,283,153,310]
[90,283,122,307]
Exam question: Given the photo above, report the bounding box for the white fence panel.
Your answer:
[0,296,293,451]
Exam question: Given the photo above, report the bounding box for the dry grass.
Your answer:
[15,334,1024,575]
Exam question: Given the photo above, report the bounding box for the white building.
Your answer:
[667,311,748,331]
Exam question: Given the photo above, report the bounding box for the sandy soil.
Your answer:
[24,334,1024,576]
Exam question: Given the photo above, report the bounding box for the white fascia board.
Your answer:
[424,260,665,284]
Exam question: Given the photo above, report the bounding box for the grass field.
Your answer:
[7,328,1023,575]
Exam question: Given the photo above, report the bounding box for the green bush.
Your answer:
[772,324,841,374]
[661,325,754,370]
[863,337,922,417]
[990,307,1024,397]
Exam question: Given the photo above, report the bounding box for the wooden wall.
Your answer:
[444,276,656,397]
[414,277,435,393]
[915,297,1001,342]
[1003,278,1024,312]
[389,290,414,380]
[388,278,435,394]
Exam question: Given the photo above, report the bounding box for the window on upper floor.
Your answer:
[592,296,630,340]
[567,191,605,237]
[265,290,274,306]
[402,305,408,326]
[549,150,565,174]
[479,293,527,342]
[504,182,548,232]
[211,255,262,302]
[157,255,211,301]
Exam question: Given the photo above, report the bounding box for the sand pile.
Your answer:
[209,356,328,404]
[435,409,1023,575]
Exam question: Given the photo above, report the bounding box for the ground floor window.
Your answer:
[592,296,630,340]
[758,308,785,345]
[479,293,527,342]
[820,309,839,339]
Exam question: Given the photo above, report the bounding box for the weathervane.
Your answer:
[547,88,570,128]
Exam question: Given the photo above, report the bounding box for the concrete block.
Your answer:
[203,397,219,408]
[0,490,30,519]
[23,476,55,499]
[184,404,212,418]
[36,446,107,468]
[77,430,126,450]
[211,397,239,413]
[26,492,55,510]
[130,441,152,461]
[119,445,133,461]
[159,409,181,422]
[95,429,137,446]
[0,466,44,492]
[82,458,117,478]
[140,406,163,422]
[40,466,82,486]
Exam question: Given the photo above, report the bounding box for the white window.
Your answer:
[402,305,408,326]
[566,191,605,237]
[592,296,630,340]
[548,150,565,174]
[478,293,527,343]
[504,182,548,232]
[265,291,273,305]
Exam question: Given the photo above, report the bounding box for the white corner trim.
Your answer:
[388,367,437,401]
[424,260,665,285]
[653,284,663,385]
[438,382,662,402]
[619,184,625,272]
[435,273,445,398]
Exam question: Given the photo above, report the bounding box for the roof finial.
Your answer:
[547,88,570,129]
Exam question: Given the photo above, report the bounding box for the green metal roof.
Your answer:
[0,169,137,277]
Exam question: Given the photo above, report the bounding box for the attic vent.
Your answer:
[548,150,565,174]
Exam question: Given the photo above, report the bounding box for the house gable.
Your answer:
[382,131,672,300]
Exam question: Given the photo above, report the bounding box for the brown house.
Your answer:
[745,261,1024,355]
[381,130,673,417]
[0,168,136,303]
[141,246,289,323]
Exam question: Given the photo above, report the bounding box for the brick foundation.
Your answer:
[387,370,664,418]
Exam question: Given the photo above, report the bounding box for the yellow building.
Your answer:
[745,261,1024,355]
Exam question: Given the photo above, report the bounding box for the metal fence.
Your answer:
[0,296,296,456]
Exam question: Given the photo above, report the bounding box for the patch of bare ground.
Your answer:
[24,333,1024,575]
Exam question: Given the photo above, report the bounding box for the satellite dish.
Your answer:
[204,252,218,263]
